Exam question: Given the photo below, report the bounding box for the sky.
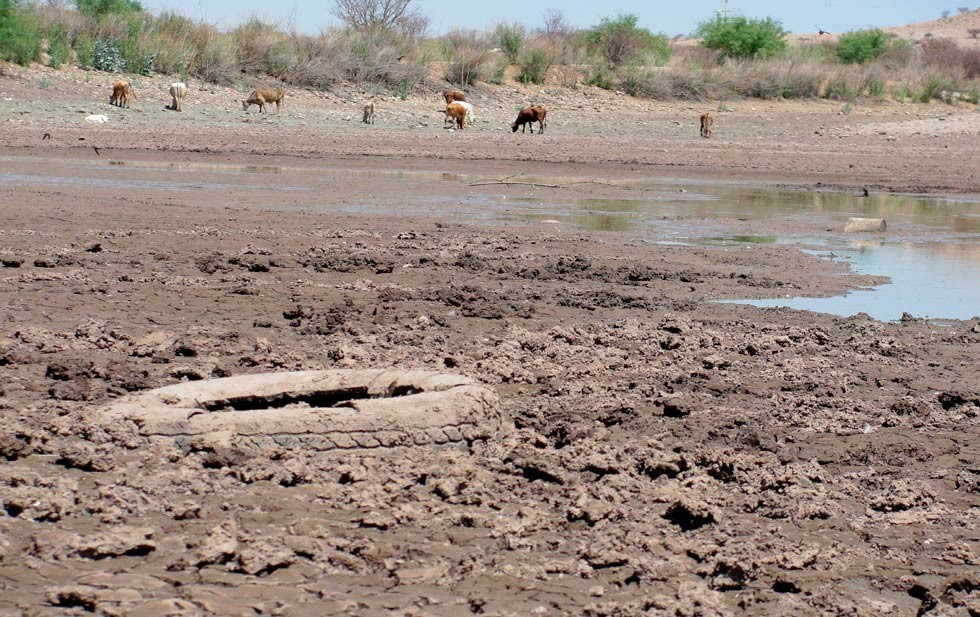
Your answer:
[137,0,965,36]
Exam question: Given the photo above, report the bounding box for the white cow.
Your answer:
[444,100,475,126]
[169,82,187,112]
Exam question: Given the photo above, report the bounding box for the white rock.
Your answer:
[844,218,886,233]
[85,114,110,124]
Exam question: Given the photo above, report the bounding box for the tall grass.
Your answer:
[441,30,493,86]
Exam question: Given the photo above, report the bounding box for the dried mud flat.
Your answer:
[2,68,980,616]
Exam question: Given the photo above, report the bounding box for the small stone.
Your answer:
[844,218,886,233]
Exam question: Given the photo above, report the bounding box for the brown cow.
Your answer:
[242,88,285,114]
[109,80,135,108]
[445,102,467,129]
[700,112,713,138]
[511,105,547,134]
[443,89,466,104]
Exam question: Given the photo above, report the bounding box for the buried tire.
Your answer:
[98,369,503,452]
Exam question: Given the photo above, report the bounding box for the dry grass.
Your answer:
[441,30,493,86]
[11,2,980,104]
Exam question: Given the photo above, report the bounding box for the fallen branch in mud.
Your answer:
[468,174,656,192]
[468,179,567,189]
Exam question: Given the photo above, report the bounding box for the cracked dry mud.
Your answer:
[1,171,977,617]
[1,71,980,616]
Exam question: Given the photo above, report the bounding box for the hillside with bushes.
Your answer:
[1,0,979,105]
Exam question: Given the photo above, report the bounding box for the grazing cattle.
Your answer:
[242,87,285,114]
[443,89,466,104]
[169,82,187,112]
[444,100,475,126]
[700,112,713,138]
[445,102,467,129]
[363,101,375,124]
[109,80,135,108]
[511,105,547,134]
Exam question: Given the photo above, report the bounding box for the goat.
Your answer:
[363,101,375,124]
[109,80,135,108]
[443,90,466,104]
[700,112,713,138]
[445,102,467,129]
[511,105,547,134]
[169,82,187,112]
[242,88,285,114]
[444,100,475,126]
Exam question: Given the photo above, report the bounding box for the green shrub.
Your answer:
[824,75,854,100]
[120,35,154,75]
[393,78,411,100]
[263,40,295,78]
[0,3,42,66]
[92,36,125,71]
[487,57,508,84]
[74,35,95,69]
[695,16,787,60]
[836,29,888,64]
[47,29,71,68]
[494,22,523,63]
[916,77,944,102]
[75,0,143,19]
[442,30,492,86]
[621,67,661,97]
[583,14,671,67]
[518,47,550,84]
[890,83,911,102]
[867,74,885,98]
[584,62,613,89]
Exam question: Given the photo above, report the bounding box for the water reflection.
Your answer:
[510,189,979,322]
[3,154,977,322]
[725,242,980,321]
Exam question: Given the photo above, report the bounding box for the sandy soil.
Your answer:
[1,64,980,616]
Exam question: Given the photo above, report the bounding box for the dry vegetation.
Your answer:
[2,0,980,105]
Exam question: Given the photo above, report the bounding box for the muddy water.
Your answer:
[4,155,978,321]
[506,188,980,322]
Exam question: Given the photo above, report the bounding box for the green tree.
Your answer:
[494,22,524,63]
[835,29,889,64]
[0,0,42,66]
[75,0,143,18]
[696,15,787,60]
[518,47,550,84]
[583,14,671,67]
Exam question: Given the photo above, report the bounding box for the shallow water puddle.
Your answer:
[720,241,980,321]
[506,189,980,322]
[4,155,977,321]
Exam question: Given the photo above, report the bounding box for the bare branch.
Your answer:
[332,0,424,34]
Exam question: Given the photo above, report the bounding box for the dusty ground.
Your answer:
[785,7,980,48]
[2,61,980,195]
[1,63,980,616]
